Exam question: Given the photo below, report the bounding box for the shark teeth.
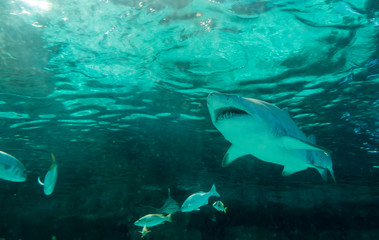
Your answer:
[215,107,248,121]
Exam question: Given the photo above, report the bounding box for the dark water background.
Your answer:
[0,0,378,239]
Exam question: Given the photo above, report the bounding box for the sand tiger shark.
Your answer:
[207,92,335,182]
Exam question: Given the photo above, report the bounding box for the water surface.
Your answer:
[0,0,378,239]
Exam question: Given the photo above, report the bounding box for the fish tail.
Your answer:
[166,213,172,223]
[50,153,56,163]
[37,176,44,186]
[210,184,220,197]
[49,153,57,170]
[224,207,227,214]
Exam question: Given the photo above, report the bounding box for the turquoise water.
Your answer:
[0,0,378,239]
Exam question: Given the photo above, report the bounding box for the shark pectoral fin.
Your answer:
[281,136,332,154]
[281,166,306,176]
[222,145,247,168]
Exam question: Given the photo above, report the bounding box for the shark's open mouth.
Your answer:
[215,107,248,121]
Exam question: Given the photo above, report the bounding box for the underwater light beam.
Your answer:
[21,0,52,11]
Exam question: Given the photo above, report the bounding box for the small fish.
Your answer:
[0,151,27,182]
[213,201,227,213]
[139,225,151,238]
[156,188,180,214]
[38,153,58,195]
[181,184,220,212]
[134,213,172,227]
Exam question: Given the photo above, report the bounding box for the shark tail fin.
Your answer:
[209,184,220,197]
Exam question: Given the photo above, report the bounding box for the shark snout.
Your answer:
[207,92,230,105]
[207,92,218,103]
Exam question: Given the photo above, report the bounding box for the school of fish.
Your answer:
[134,184,227,238]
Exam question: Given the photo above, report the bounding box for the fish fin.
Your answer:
[166,213,172,223]
[209,184,220,198]
[316,166,336,183]
[281,136,332,154]
[37,176,44,186]
[315,167,328,182]
[224,207,227,214]
[329,168,336,183]
[49,153,57,170]
[314,152,336,183]
[222,145,247,167]
[281,166,306,176]
[50,153,56,163]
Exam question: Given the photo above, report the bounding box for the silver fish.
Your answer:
[134,213,172,227]
[181,184,220,212]
[38,153,58,195]
[0,151,27,182]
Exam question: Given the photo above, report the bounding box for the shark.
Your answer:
[207,92,335,182]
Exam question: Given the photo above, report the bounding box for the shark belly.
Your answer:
[217,115,309,172]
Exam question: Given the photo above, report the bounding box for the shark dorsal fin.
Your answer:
[222,145,248,167]
[281,136,332,154]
